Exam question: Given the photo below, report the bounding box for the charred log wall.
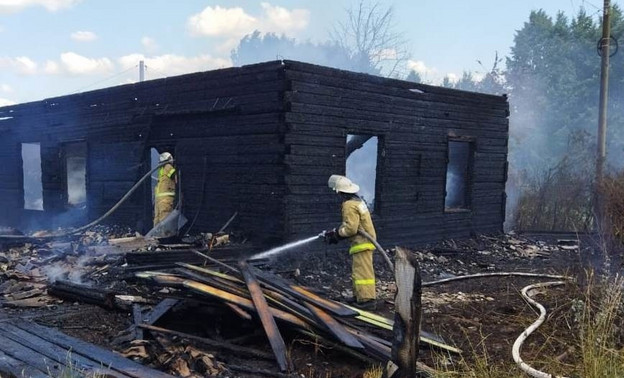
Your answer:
[0,60,508,246]
[282,61,509,247]
[0,61,287,240]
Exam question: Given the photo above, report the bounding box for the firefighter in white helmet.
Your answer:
[154,152,176,226]
[324,174,377,309]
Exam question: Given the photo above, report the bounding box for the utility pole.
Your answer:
[139,60,145,82]
[595,0,611,227]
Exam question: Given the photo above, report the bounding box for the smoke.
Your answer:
[21,143,43,211]
[445,171,463,208]
[42,254,91,284]
[66,156,86,205]
[346,135,378,207]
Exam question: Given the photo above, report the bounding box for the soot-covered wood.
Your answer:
[0,60,508,247]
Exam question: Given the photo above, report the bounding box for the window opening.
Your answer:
[65,142,87,206]
[21,143,43,210]
[346,134,378,209]
[445,140,473,210]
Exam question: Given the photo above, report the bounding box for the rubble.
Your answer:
[0,228,595,377]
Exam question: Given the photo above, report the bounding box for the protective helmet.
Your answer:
[159,152,173,162]
[328,174,359,194]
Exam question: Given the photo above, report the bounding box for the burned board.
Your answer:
[0,318,172,378]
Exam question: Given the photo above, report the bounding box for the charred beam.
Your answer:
[239,260,291,372]
[389,247,422,378]
[48,280,116,309]
[138,324,274,360]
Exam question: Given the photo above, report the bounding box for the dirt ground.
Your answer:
[1,231,621,377]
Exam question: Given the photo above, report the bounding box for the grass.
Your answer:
[428,270,624,378]
[577,272,624,378]
[45,351,107,378]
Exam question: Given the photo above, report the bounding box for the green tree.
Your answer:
[504,6,624,230]
[231,31,353,69]
[405,69,422,83]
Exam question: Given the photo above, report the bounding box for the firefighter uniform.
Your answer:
[154,163,176,226]
[337,197,377,303]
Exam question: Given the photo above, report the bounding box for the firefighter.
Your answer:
[154,152,176,226]
[324,174,377,309]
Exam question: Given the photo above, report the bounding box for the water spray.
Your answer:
[248,233,325,261]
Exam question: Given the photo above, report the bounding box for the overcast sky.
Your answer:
[0,0,614,105]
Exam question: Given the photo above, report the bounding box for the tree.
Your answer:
[504,6,624,230]
[405,70,422,83]
[231,31,353,69]
[446,53,506,95]
[331,1,410,76]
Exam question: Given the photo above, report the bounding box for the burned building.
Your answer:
[0,60,509,247]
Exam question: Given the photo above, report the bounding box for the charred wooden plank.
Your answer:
[239,260,291,372]
[391,247,422,378]
[138,324,273,360]
[181,278,309,329]
[303,302,364,349]
[10,319,171,378]
[48,280,116,309]
[0,348,48,378]
[142,298,179,326]
[132,304,144,340]
[0,323,129,377]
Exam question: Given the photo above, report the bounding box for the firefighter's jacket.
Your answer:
[155,163,176,199]
[337,197,377,254]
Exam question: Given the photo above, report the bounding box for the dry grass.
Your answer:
[429,271,624,378]
[601,172,624,243]
[362,364,383,378]
[512,156,593,232]
[46,352,107,378]
[576,272,624,378]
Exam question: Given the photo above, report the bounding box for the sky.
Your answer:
[0,0,615,105]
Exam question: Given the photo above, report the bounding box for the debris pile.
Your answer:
[126,253,456,375]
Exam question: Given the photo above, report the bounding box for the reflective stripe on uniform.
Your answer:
[349,242,376,254]
[159,167,176,178]
[155,192,175,198]
[354,278,375,286]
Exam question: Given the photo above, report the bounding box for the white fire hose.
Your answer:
[512,281,570,378]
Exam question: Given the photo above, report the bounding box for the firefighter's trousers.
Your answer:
[154,196,174,226]
[351,249,376,302]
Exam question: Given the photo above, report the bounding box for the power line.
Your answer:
[144,65,169,80]
[71,65,137,94]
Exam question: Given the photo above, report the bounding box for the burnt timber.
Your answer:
[0,318,172,377]
[0,60,509,247]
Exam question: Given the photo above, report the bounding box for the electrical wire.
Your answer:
[145,65,169,80]
[72,65,137,94]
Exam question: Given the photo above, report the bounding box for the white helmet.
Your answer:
[328,174,359,194]
[159,152,173,162]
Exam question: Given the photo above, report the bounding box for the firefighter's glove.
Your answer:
[323,228,341,244]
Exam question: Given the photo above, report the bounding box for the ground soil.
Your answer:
[1,231,622,377]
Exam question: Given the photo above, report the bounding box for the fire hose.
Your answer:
[357,228,394,271]
[0,160,173,241]
[512,281,570,378]
[425,273,572,378]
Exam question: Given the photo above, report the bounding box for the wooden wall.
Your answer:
[0,61,287,241]
[281,61,509,248]
[0,60,508,247]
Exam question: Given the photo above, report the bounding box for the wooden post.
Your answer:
[389,247,422,378]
